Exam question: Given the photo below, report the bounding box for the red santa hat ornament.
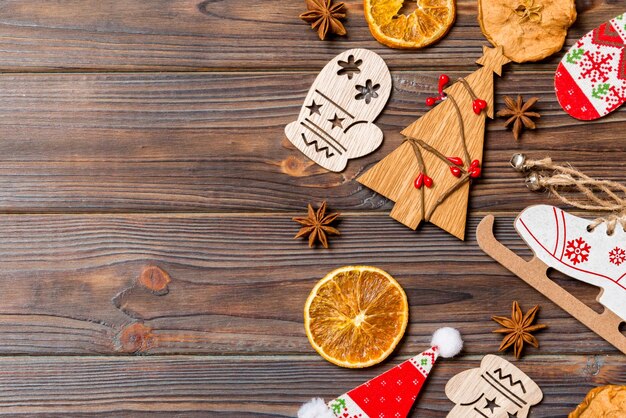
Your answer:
[298,327,463,418]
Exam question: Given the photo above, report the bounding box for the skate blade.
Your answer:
[477,215,626,355]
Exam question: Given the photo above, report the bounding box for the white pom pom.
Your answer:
[298,398,335,418]
[431,327,463,358]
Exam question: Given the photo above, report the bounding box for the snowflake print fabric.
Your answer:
[565,237,591,265]
[555,12,626,120]
[579,50,613,83]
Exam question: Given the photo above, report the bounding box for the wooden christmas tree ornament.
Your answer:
[358,46,510,239]
[285,48,392,172]
[477,207,626,355]
[445,354,543,418]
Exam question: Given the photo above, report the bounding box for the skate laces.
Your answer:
[510,153,626,234]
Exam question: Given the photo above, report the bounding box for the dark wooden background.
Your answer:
[0,0,624,416]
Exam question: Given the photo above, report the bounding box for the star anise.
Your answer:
[492,301,547,359]
[299,0,347,41]
[496,95,540,141]
[293,201,340,248]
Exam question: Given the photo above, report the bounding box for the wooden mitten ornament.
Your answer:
[477,209,626,354]
[556,12,626,120]
[445,354,543,418]
[285,49,392,172]
[358,46,509,239]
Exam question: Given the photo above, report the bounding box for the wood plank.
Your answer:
[0,71,625,213]
[0,0,620,71]
[0,213,620,356]
[0,355,620,416]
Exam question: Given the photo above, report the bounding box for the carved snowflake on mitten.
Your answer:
[337,55,362,80]
[579,50,613,83]
[565,237,591,265]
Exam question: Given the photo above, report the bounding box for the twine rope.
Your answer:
[407,139,426,221]
[516,156,626,234]
[447,92,472,165]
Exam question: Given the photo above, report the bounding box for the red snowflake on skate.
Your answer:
[609,247,626,266]
[579,51,613,83]
[564,237,591,265]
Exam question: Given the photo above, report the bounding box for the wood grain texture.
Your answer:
[0,0,625,416]
[0,355,617,417]
[0,0,620,71]
[0,213,620,356]
[0,70,625,213]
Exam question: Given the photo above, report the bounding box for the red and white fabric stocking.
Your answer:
[298,328,463,418]
[555,12,626,120]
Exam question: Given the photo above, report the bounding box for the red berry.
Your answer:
[470,159,480,168]
[414,173,424,189]
[424,175,433,188]
[449,166,462,177]
[472,99,487,114]
[447,156,463,166]
[438,74,450,95]
[469,167,482,178]
[425,97,437,106]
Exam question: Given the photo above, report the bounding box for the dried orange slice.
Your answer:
[364,0,456,49]
[304,266,409,368]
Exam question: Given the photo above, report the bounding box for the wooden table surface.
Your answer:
[0,0,625,416]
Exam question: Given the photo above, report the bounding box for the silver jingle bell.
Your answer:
[525,172,542,191]
[510,153,527,172]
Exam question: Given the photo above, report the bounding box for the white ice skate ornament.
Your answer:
[477,205,626,355]
[285,49,392,172]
